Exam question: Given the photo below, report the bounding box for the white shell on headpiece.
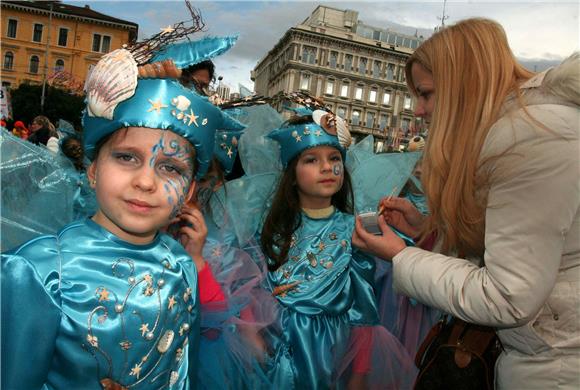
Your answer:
[335,116,352,148]
[311,110,326,127]
[85,49,138,120]
[171,95,191,112]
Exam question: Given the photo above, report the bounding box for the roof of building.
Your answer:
[3,1,138,29]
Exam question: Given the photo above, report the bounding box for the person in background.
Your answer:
[353,18,579,389]
[28,115,59,153]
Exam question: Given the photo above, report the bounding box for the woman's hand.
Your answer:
[352,214,407,261]
[379,196,425,238]
[177,206,208,269]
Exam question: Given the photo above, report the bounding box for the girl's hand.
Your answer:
[379,196,425,238]
[177,206,208,269]
[352,214,407,261]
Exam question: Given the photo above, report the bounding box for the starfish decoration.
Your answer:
[130,362,142,379]
[147,99,167,114]
[144,286,154,296]
[143,274,153,284]
[160,25,175,35]
[168,295,177,310]
[295,135,302,142]
[139,323,150,337]
[119,340,132,351]
[184,109,199,127]
[314,130,322,137]
[98,288,110,302]
[226,146,233,158]
[318,241,326,251]
[211,247,222,257]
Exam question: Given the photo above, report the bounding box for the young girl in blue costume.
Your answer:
[261,108,415,389]
[1,39,242,389]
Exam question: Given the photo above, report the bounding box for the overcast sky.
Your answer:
[81,0,580,93]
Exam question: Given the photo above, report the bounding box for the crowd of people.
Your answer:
[1,13,578,390]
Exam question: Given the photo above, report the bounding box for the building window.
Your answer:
[386,64,395,81]
[7,19,17,38]
[383,91,391,105]
[355,86,363,100]
[55,59,65,72]
[404,95,412,110]
[92,34,112,53]
[301,45,316,64]
[337,106,346,119]
[29,55,40,73]
[369,89,377,103]
[373,61,381,78]
[300,73,310,91]
[33,23,43,43]
[92,34,101,52]
[399,66,406,83]
[2,81,11,88]
[402,118,410,130]
[373,30,381,41]
[366,112,375,128]
[352,110,360,126]
[344,55,353,72]
[58,28,68,46]
[325,79,334,95]
[359,57,367,75]
[4,52,14,70]
[340,83,349,97]
[379,114,389,130]
[102,36,111,53]
[329,51,338,69]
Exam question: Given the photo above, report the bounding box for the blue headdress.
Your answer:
[267,92,352,167]
[82,35,244,179]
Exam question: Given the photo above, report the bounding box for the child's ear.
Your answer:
[185,180,197,204]
[87,161,97,189]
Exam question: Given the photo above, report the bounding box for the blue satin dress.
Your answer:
[265,209,380,389]
[1,218,200,390]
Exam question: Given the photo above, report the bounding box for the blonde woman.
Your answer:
[353,18,579,389]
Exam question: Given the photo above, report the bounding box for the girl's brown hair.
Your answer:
[405,18,534,257]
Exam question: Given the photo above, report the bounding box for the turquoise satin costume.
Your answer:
[1,218,200,389]
[265,208,380,388]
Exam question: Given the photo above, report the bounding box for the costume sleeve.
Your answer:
[348,248,379,326]
[392,105,580,326]
[1,253,62,389]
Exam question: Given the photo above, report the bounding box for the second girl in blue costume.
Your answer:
[261,107,415,389]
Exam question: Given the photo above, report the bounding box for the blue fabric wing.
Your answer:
[1,132,77,251]
[350,151,422,213]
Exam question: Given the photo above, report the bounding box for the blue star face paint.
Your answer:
[333,162,343,177]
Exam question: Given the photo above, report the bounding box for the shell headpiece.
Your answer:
[267,92,352,167]
[82,38,244,179]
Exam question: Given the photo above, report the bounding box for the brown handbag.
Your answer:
[413,315,502,390]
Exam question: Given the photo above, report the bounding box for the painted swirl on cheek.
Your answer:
[332,162,343,176]
[150,134,194,219]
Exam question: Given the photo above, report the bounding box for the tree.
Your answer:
[10,84,85,130]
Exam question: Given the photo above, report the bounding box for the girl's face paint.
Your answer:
[89,127,195,244]
[332,162,343,176]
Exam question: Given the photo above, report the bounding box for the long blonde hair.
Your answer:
[405,18,535,257]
